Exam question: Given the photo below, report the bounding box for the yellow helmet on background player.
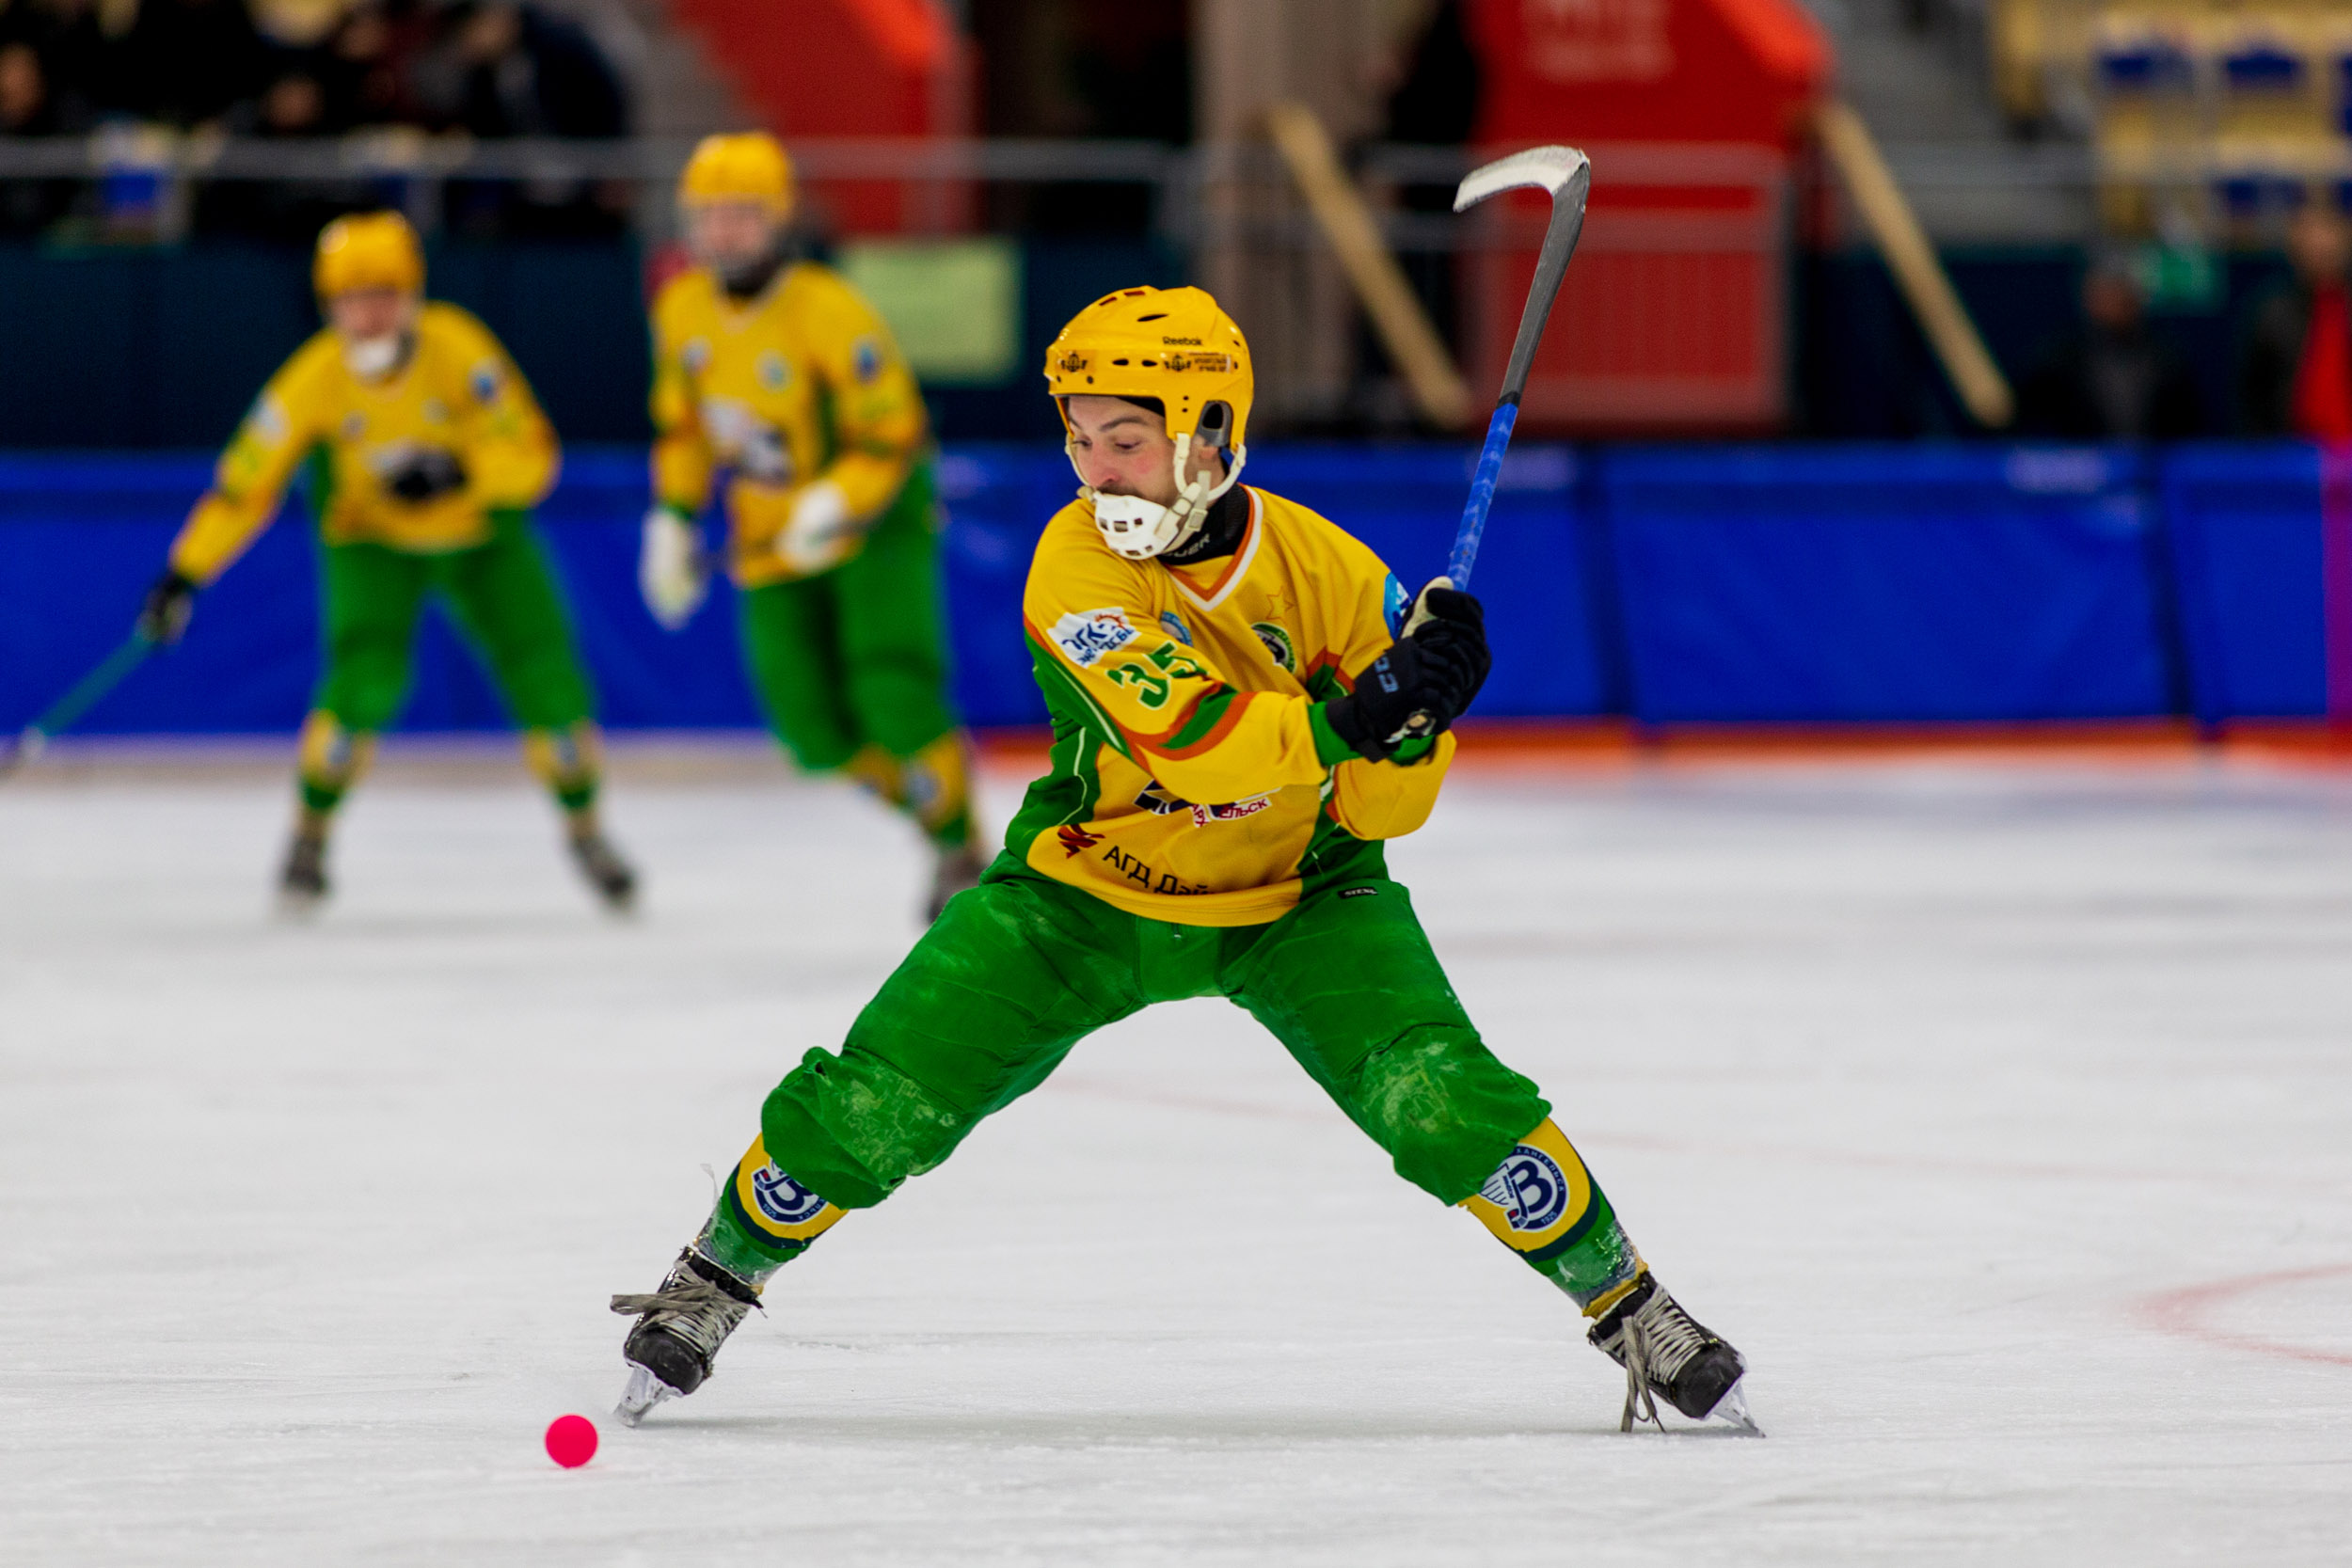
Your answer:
[1042,285,1252,561]
[678,132,796,217]
[312,211,423,299]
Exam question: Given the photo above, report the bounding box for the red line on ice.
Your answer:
[2137,1261,2352,1370]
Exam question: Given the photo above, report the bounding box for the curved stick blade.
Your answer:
[1454,145,1588,213]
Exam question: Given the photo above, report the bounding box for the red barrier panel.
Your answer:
[1462,0,1829,433]
[663,0,971,232]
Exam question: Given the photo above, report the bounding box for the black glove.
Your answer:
[1323,637,1446,761]
[1406,585,1491,720]
[136,568,198,645]
[384,448,468,504]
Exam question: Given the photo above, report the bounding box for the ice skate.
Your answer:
[277,825,329,912]
[610,1247,760,1425]
[1587,1273,1759,1435]
[568,830,639,912]
[925,842,985,921]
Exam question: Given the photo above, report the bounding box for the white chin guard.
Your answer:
[1081,432,1247,562]
[342,333,405,380]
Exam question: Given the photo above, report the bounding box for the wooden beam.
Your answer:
[1816,100,2015,430]
[1264,100,1474,430]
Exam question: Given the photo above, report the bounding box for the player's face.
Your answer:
[688,201,779,274]
[1064,395,1222,505]
[328,287,411,343]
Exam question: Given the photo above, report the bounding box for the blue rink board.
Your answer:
[0,443,2337,734]
[0,444,1602,735]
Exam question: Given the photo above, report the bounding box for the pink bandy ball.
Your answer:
[545,1413,598,1468]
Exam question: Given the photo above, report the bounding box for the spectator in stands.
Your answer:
[116,0,270,128]
[2016,253,2204,440]
[2,0,112,127]
[2240,205,2352,439]
[418,1,628,236]
[0,33,83,234]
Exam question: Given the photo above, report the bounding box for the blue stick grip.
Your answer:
[1448,401,1518,590]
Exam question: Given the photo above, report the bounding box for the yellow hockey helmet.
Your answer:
[312,211,424,299]
[1043,284,1253,451]
[678,132,796,217]
[1044,286,1253,560]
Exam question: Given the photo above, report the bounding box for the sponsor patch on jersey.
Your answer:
[852,336,883,384]
[469,361,501,405]
[682,338,711,375]
[757,350,789,390]
[1252,621,1296,673]
[1159,610,1193,646]
[1339,885,1379,898]
[1057,823,1104,857]
[1384,573,1410,637]
[750,1163,830,1227]
[1480,1145,1571,1233]
[1134,782,1191,816]
[1050,607,1137,667]
[1190,793,1271,829]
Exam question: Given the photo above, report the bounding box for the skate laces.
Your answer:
[610,1260,756,1358]
[1608,1284,1712,1433]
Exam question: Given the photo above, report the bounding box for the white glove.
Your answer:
[639,507,707,630]
[775,479,858,577]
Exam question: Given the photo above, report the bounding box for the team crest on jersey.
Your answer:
[1159,610,1193,646]
[1480,1145,1571,1232]
[1384,574,1409,637]
[683,338,711,375]
[1252,622,1296,673]
[852,336,883,383]
[469,361,501,404]
[750,1164,829,1227]
[247,395,289,445]
[1050,607,1136,667]
[757,351,789,390]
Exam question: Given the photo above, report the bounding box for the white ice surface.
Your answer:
[3,746,2349,1565]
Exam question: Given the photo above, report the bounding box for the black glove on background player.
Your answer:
[1322,584,1492,762]
[384,448,469,504]
[136,569,198,645]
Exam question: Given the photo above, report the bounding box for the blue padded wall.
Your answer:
[1603,446,2171,723]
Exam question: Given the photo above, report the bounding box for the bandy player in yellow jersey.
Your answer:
[136,213,636,910]
[638,133,985,918]
[612,286,1756,1435]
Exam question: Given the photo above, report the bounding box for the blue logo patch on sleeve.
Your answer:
[1383,573,1409,637]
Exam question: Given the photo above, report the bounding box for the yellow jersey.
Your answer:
[168,302,559,584]
[1007,485,1454,927]
[648,261,928,589]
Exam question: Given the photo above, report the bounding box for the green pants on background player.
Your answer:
[292,513,634,907]
[735,464,977,863]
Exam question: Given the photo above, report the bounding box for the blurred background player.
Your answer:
[136,209,636,911]
[612,286,1753,1437]
[638,131,985,920]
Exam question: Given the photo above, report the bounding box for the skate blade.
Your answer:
[615,1362,680,1427]
[1703,1377,1764,1437]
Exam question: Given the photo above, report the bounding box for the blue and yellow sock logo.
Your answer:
[726,1136,846,1249]
[1460,1119,1600,1261]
